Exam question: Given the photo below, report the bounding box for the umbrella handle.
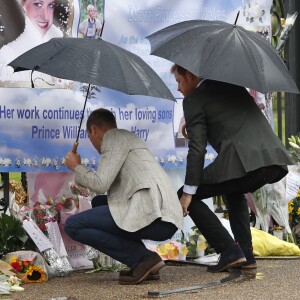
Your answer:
[72,142,79,154]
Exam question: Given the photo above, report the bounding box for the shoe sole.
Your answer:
[119,273,161,281]
[119,261,165,285]
[146,274,161,280]
[241,263,257,269]
[208,257,247,273]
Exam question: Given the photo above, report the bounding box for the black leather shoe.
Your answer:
[207,244,246,273]
[118,252,165,285]
[119,269,160,280]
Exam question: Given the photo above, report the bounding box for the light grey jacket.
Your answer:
[75,128,183,232]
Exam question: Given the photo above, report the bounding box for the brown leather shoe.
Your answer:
[118,253,165,285]
[119,269,160,280]
[241,262,257,269]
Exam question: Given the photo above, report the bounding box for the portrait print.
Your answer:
[0,0,74,88]
[78,0,104,39]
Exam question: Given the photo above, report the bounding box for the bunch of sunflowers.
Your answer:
[9,256,47,283]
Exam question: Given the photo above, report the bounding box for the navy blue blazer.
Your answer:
[183,80,292,186]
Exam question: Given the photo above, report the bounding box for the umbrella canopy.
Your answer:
[8,37,175,101]
[146,19,299,94]
[8,37,175,153]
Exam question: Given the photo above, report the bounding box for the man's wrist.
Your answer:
[183,184,197,195]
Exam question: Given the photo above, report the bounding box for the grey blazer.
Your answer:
[183,80,293,186]
[75,128,183,232]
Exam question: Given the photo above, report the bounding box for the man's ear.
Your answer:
[90,124,97,135]
[186,71,194,80]
[187,71,199,83]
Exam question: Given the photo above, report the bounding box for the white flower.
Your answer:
[289,142,300,149]
[4,276,24,291]
[81,158,90,167]
[205,153,215,161]
[160,156,165,165]
[198,234,206,242]
[91,157,97,167]
[10,285,24,292]
[177,154,184,164]
[243,1,264,22]
[15,157,21,165]
[23,157,32,166]
[7,275,20,286]
[167,155,177,164]
[33,157,39,167]
[41,157,52,166]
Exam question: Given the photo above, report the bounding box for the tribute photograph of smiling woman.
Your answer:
[0,0,71,87]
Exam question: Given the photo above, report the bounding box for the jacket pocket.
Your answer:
[127,182,151,199]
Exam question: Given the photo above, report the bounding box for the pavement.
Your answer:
[4,257,300,300]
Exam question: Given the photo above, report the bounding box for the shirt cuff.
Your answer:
[183,185,198,195]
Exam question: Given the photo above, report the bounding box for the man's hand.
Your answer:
[65,151,81,171]
[180,192,192,217]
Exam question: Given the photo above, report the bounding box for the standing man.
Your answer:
[64,108,183,285]
[78,4,102,39]
[171,64,293,272]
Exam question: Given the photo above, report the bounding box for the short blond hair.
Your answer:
[87,4,96,12]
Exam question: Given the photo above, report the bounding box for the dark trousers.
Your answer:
[64,195,177,268]
[178,165,287,253]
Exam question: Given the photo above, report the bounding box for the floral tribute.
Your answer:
[156,242,179,260]
[7,182,93,276]
[180,245,189,256]
[177,226,212,258]
[9,256,46,283]
[15,183,90,234]
[288,189,300,229]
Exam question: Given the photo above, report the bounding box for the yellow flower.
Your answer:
[157,242,179,259]
[288,201,294,213]
[157,244,168,256]
[180,245,189,255]
[198,241,207,250]
[25,266,46,283]
[10,256,18,263]
[297,208,300,215]
[198,235,206,242]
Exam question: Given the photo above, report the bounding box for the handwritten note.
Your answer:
[23,219,53,252]
[286,171,300,200]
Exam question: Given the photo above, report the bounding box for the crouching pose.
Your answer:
[64,108,183,284]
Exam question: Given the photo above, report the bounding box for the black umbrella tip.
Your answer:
[234,11,240,26]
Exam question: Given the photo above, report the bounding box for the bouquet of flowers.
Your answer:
[156,242,179,260]
[288,189,300,229]
[6,251,48,283]
[177,227,212,258]
[251,187,272,233]
[0,274,24,294]
[31,201,58,234]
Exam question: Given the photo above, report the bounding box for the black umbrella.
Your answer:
[8,37,175,152]
[146,17,299,94]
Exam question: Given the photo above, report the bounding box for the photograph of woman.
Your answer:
[0,0,72,87]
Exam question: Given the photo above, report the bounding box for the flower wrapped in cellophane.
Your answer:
[288,188,300,243]
[157,242,179,260]
[250,187,272,233]
[4,251,48,283]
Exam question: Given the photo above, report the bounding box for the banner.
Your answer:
[0,0,273,172]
